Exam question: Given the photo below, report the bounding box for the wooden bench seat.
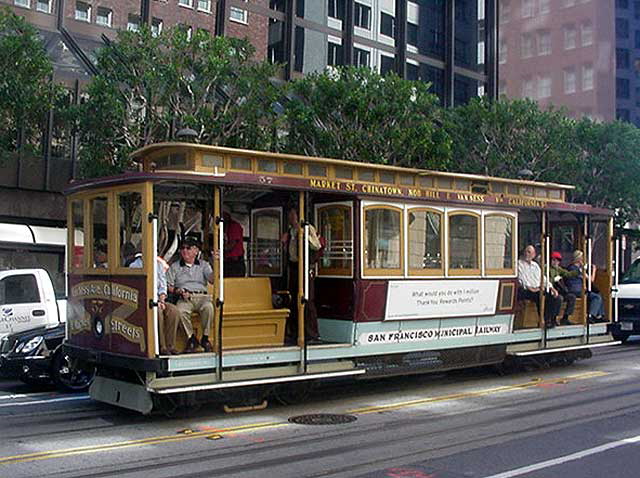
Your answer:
[219,277,289,349]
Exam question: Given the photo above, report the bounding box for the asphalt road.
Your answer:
[1,341,639,478]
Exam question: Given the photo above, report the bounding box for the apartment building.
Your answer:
[498,0,616,122]
[0,0,497,225]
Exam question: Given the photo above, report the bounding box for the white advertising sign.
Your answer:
[385,280,500,320]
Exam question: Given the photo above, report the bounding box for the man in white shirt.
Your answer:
[517,244,561,328]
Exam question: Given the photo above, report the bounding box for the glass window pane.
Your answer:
[231,156,252,170]
[0,275,40,305]
[91,197,109,269]
[202,154,223,168]
[72,200,85,269]
[318,205,353,275]
[409,210,442,271]
[308,164,327,177]
[359,169,375,181]
[119,192,143,268]
[485,215,514,271]
[379,171,396,184]
[283,162,303,175]
[365,208,402,270]
[449,214,478,270]
[251,209,282,276]
[258,159,277,172]
[335,167,353,179]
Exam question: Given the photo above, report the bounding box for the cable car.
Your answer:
[63,143,618,414]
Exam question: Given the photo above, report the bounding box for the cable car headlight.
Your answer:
[20,336,44,354]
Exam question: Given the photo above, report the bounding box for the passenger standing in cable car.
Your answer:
[565,250,605,323]
[282,207,322,344]
[223,211,246,277]
[517,245,562,328]
[166,236,215,353]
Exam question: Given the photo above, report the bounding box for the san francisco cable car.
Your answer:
[63,143,619,414]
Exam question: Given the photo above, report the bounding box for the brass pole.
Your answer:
[297,191,305,348]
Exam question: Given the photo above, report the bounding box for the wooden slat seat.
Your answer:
[220,277,289,349]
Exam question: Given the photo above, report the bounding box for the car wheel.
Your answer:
[51,350,95,392]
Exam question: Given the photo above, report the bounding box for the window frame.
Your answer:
[407,206,445,277]
[315,201,354,278]
[483,212,517,276]
[115,185,150,276]
[74,1,91,22]
[447,210,481,277]
[250,206,283,278]
[362,202,405,278]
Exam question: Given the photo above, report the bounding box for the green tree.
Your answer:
[444,96,577,180]
[77,27,283,178]
[283,66,451,169]
[562,119,640,225]
[0,8,62,160]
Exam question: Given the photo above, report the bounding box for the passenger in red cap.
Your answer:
[549,251,580,325]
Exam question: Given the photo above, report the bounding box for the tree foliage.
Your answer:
[0,8,63,160]
[76,27,283,178]
[443,96,577,180]
[283,66,451,169]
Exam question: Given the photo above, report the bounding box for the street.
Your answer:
[0,342,639,478]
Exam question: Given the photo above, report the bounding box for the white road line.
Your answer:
[0,395,90,408]
[484,435,640,478]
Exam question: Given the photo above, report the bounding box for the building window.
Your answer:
[36,0,51,13]
[448,213,480,275]
[484,215,515,275]
[538,30,551,55]
[636,0,640,19]
[499,38,507,64]
[380,54,395,75]
[617,77,630,98]
[522,77,534,98]
[151,17,163,37]
[581,21,593,46]
[564,25,576,49]
[500,0,510,23]
[354,47,370,67]
[408,208,443,276]
[407,22,418,46]
[327,42,344,66]
[127,14,140,32]
[328,0,345,20]
[178,0,193,7]
[562,0,576,7]
[354,2,371,29]
[564,68,576,94]
[75,1,91,22]
[617,48,630,69]
[230,5,248,23]
[538,75,551,98]
[197,0,210,11]
[582,64,594,90]
[636,30,640,48]
[521,33,534,58]
[363,206,403,275]
[14,0,30,8]
[380,12,395,38]
[521,0,534,18]
[539,0,550,14]
[95,7,112,26]
[617,18,630,39]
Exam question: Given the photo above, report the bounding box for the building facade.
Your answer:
[1,0,497,226]
[497,0,625,124]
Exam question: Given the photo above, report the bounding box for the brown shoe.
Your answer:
[185,335,198,353]
[201,340,213,353]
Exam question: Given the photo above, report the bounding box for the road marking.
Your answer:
[0,395,90,408]
[483,434,640,478]
[0,370,608,466]
[0,421,287,465]
[348,371,608,415]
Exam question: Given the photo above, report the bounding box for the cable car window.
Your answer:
[258,159,277,172]
[283,162,303,175]
[419,176,434,188]
[335,167,353,179]
[308,164,327,177]
[379,171,396,184]
[250,207,282,277]
[448,212,480,274]
[437,177,453,190]
[408,208,443,275]
[231,156,252,171]
[317,204,353,276]
[71,200,85,270]
[364,206,403,275]
[202,154,224,168]
[358,169,375,181]
[485,214,515,275]
[118,191,144,268]
[91,197,109,269]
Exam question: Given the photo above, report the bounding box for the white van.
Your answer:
[613,258,640,343]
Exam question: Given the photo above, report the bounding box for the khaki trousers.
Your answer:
[176,295,214,338]
[158,302,180,352]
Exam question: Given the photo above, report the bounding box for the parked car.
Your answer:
[0,323,94,391]
[612,258,640,343]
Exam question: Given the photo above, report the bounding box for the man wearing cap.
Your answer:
[166,236,215,352]
[549,251,580,325]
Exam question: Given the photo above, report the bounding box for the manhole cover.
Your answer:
[288,413,357,425]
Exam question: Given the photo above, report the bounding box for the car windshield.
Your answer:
[621,260,640,284]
